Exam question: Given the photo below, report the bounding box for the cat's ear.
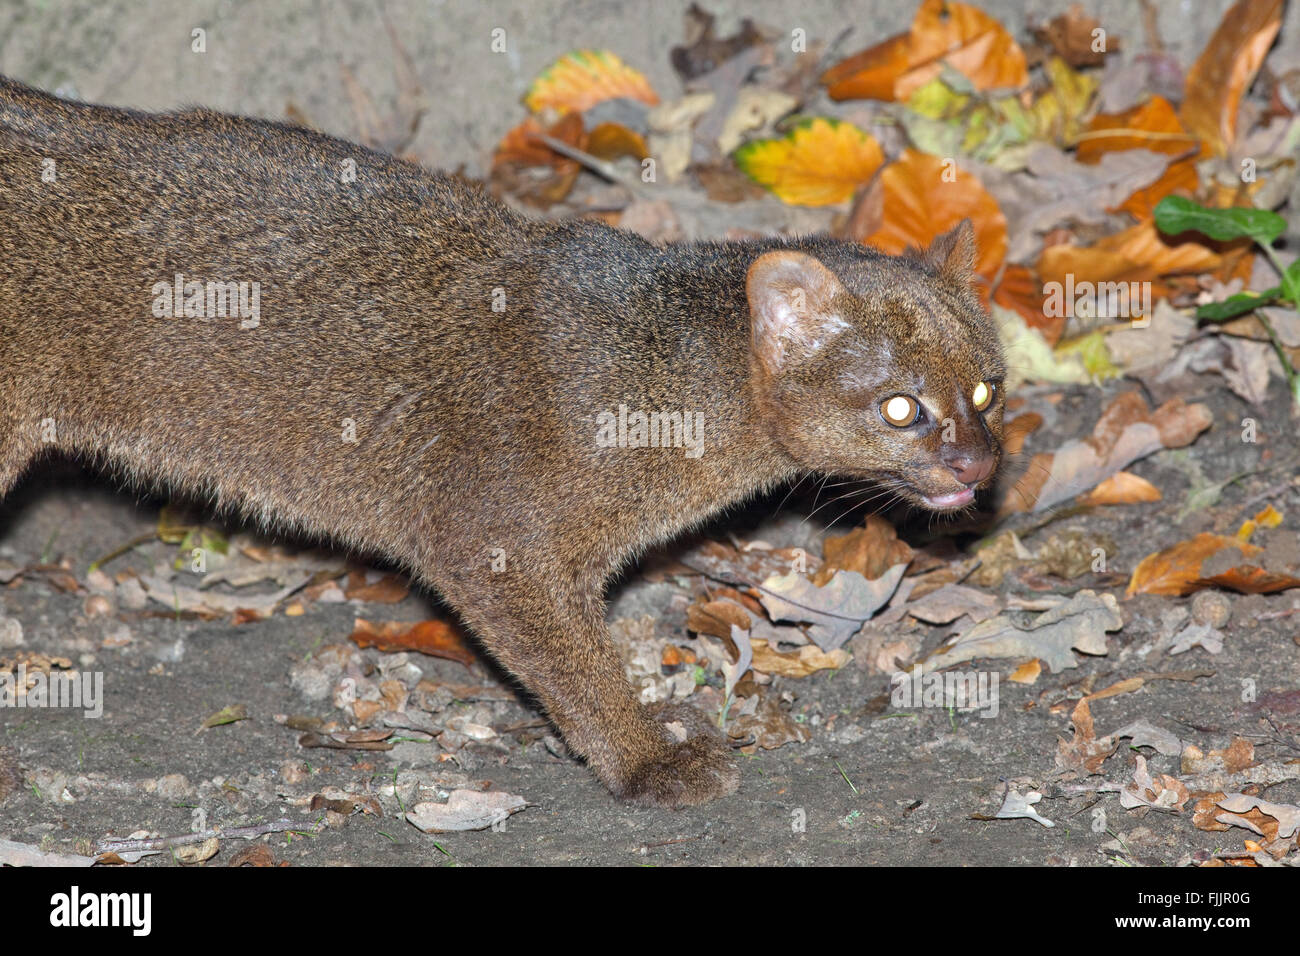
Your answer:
[746,251,849,374]
[920,219,977,285]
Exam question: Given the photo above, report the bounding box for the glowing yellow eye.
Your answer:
[881,395,919,427]
[972,381,993,411]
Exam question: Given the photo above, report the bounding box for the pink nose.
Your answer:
[941,449,995,485]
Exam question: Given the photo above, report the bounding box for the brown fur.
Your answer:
[0,78,1004,807]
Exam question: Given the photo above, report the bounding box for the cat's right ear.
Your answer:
[746,251,849,375]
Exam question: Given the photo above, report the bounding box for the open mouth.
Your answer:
[919,487,975,510]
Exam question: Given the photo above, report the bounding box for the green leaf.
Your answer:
[1286,259,1300,303]
[1195,287,1281,321]
[1154,195,1286,245]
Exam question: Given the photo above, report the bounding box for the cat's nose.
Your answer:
[941,448,995,485]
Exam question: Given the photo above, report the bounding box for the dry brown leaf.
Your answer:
[343,571,410,604]
[585,122,650,162]
[686,599,752,640]
[1031,5,1118,68]
[813,516,914,586]
[1057,698,1118,774]
[749,638,848,677]
[1078,470,1162,506]
[823,0,1028,101]
[350,618,477,667]
[1000,393,1211,515]
[1182,738,1257,775]
[1009,660,1041,684]
[490,113,587,208]
[1180,0,1285,156]
[1127,534,1264,596]
[1037,220,1222,299]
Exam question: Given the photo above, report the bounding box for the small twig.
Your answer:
[95,817,325,855]
[536,134,648,194]
[88,533,158,572]
[639,834,703,851]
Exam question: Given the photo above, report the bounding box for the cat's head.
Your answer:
[746,221,1005,512]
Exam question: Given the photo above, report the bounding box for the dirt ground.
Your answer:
[1,0,1299,868]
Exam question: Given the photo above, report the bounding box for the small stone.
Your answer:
[1190,591,1231,628]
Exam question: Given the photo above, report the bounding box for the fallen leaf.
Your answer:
[1000,392,1212,514]
[733,117,884,206]
[749,638,849,678]
[1056,698,1118,773]
[686,599,752,640]
[585,122,650,161]
[1078,471,1162,506]
[524,50,658,114]
[0,839,95,867]
[1120,755,1190,810]
[198,704,248,733]
[1216,794,1300,839]
[727,692,812,750]
[1009,659,1041,683]
[925,589,1122,673]
[670,4,765,81]
[350,618,477,667]
[992,788,1055,827]
[1180,0,1285,156]
[405,789,527,832]
[1031,5,1118,68]
[343,570,410,604]
[758,564,907,650]
[823,0,1028,102]
[1109,718,1182,755]
[857,149,1007,289]
[813,516,914,585]
[1182,738,1257,775]
[1127,533,1262,596]
[1076,96,1200,218]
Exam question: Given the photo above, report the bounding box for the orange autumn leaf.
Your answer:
[1181,0,1284,156]
[1038,220,1222,297]
[1078,471,1162,506]
[524,50,658,115]
[1077,97,1196,161]
[585,122,649,162]
[350,617,478,667]
[993,264,1059,343]
[493,113,586,170]
[823,0,1028,102]
[1127,533,1262,596]
[1076,96,1201,219]
[1199,565,1300,593]
[859,149,1006,288]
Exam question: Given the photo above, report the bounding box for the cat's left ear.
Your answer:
[920,219,977,285]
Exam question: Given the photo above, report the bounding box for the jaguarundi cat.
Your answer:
[0,76,1004,807]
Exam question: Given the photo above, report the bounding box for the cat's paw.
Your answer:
[615,702,740,809]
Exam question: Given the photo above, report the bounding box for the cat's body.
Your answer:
[0,76,1005,806]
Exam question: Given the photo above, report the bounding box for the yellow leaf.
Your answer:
[733,118,884,206]
[524,50,659,115]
